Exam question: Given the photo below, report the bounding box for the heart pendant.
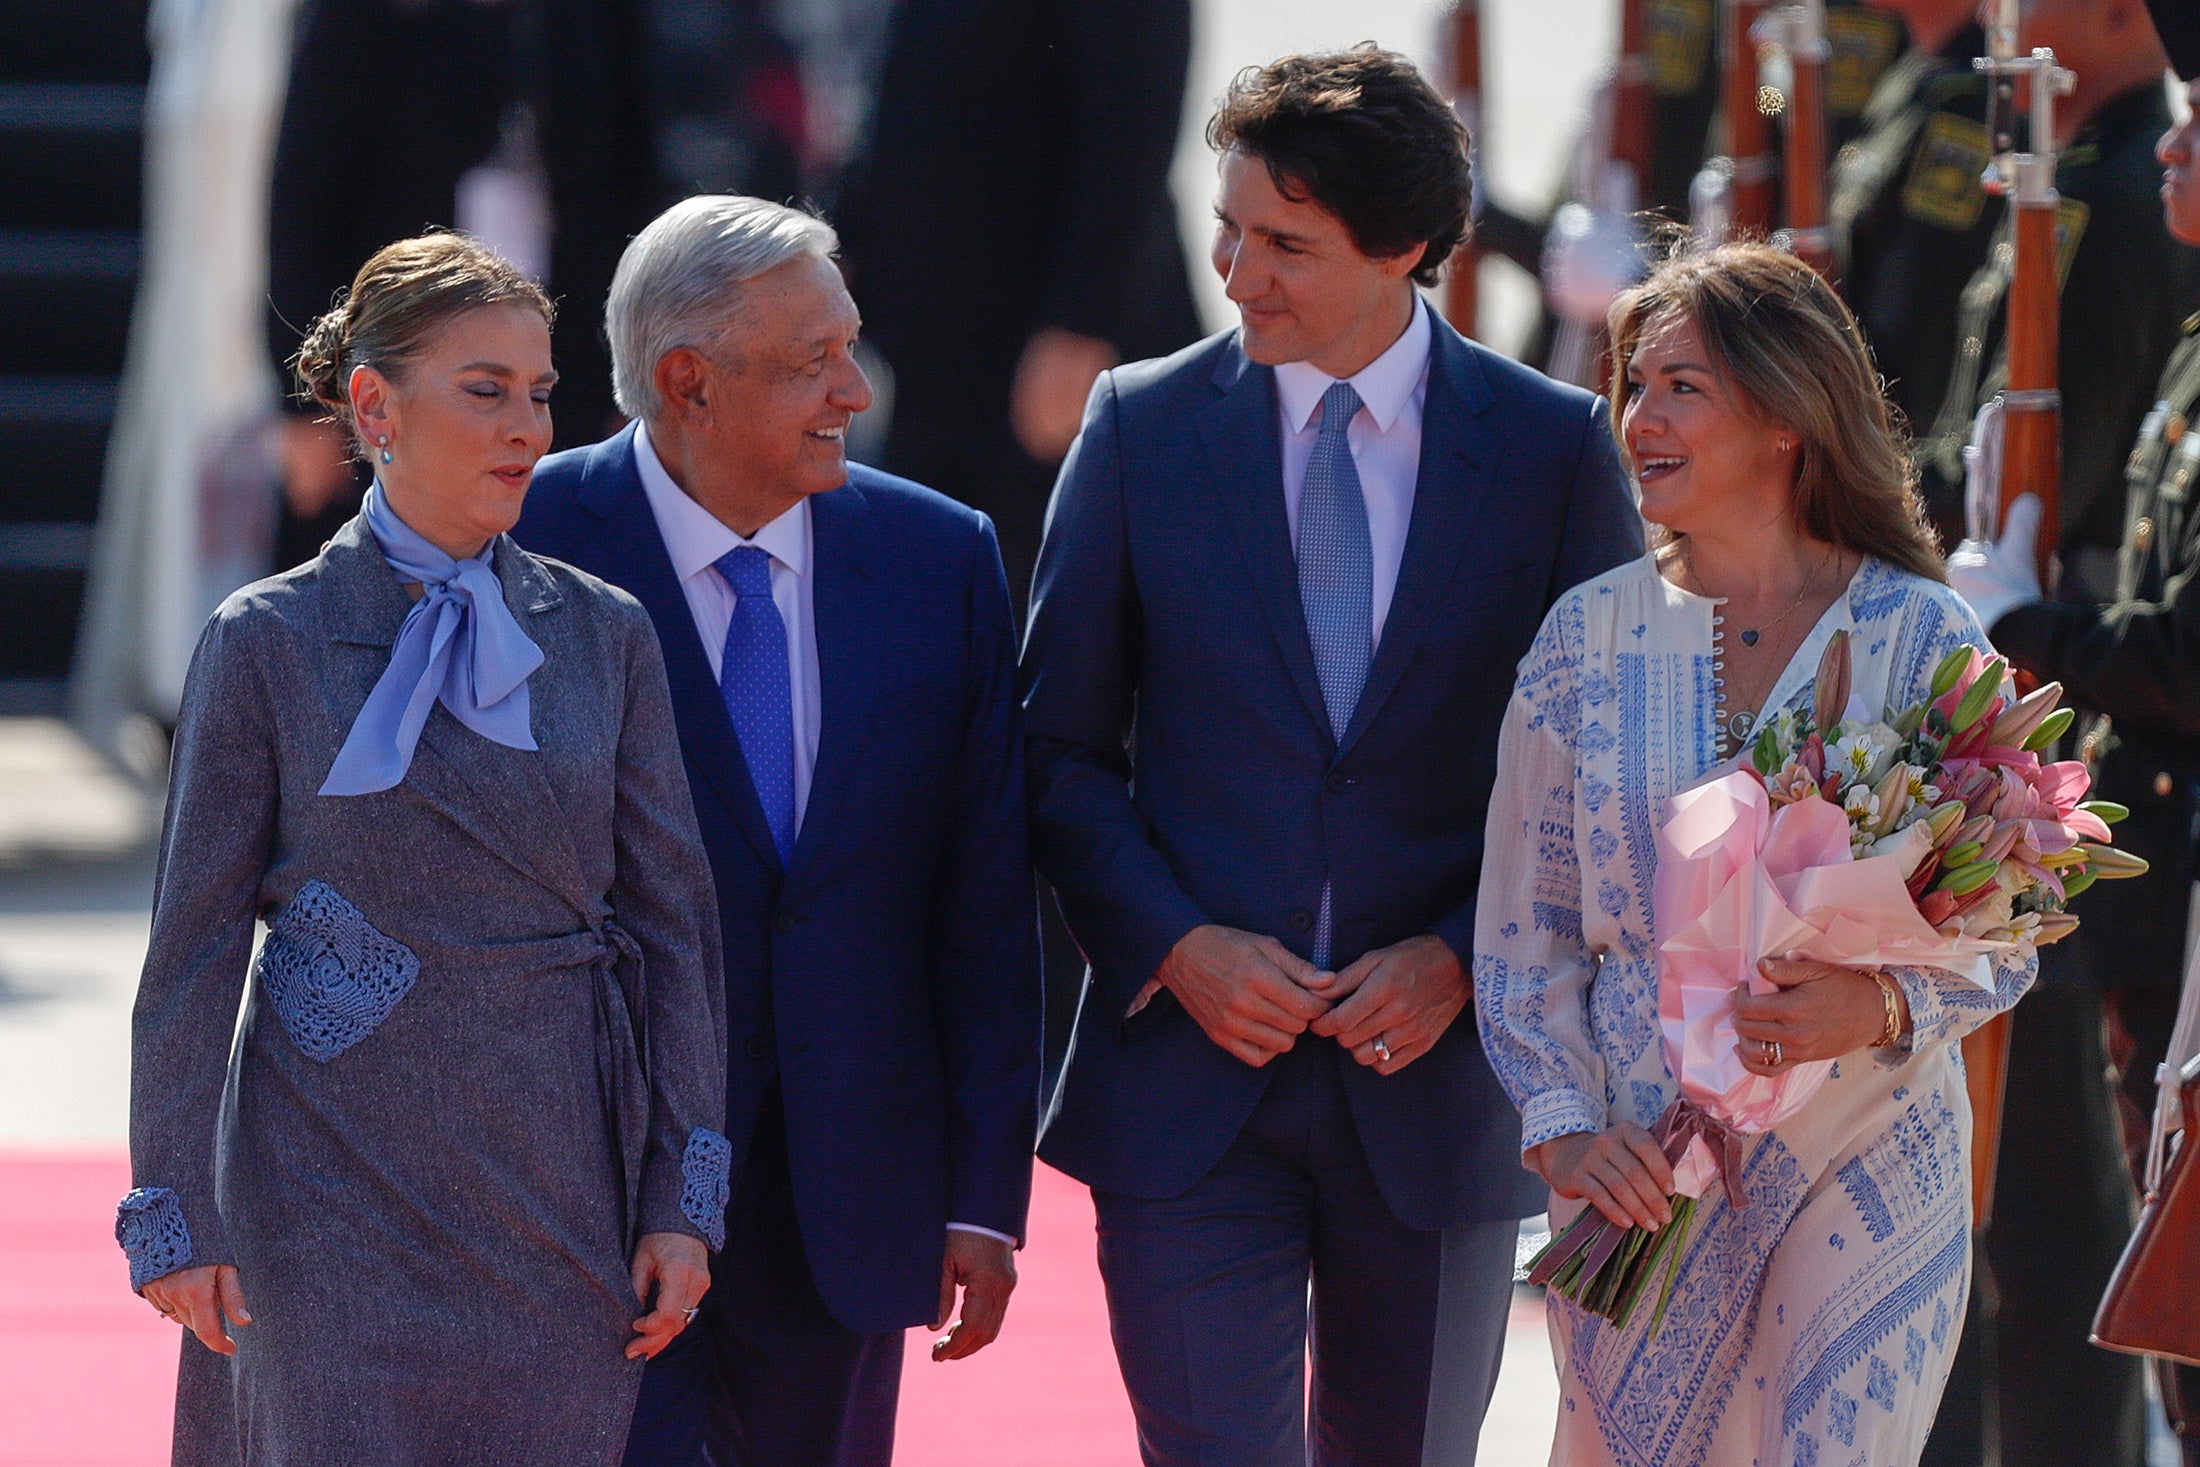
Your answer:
[1739,628,1761,647]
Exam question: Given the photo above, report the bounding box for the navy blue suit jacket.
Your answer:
[517,426,1041,1332]
[1023,321,1642,1230]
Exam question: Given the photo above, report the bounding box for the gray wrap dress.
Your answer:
[122,517,729,1464]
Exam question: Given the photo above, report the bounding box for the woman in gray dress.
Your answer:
[119,233,730,1463]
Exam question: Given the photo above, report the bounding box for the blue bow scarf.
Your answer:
[319,485,545,796]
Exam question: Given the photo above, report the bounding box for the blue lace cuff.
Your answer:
[679,1129,732,1250]
[115,1187,194,1290]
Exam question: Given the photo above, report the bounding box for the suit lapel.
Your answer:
[579,428,785,876]
[1196,345,1333,747]
[788,479,876,875]
[1338,320,1499,758]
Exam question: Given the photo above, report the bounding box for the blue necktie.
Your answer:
[1297,381,1372,967]
[715,547,796,864]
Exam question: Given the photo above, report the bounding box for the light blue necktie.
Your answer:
[320,484,544,796]
[1297,381,1372,967]
[715,546,796,865]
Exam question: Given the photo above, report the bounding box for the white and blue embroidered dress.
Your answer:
[1474,555,2034,1467]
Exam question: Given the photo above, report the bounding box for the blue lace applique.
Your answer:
[680,1128,733,1249]
[256,879,421,1061]
[115,1186,193,1290]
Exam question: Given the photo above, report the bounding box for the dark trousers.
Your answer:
[622,1092,904,1467]
[1922,985,2147,1466]
[1091,1039,1455,1467]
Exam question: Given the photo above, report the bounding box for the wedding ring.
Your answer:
[1372,1036,1393,1064]
[682,1307,700,1324]
[1764,1039,1784,1068]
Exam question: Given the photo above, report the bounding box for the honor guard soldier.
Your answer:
[1949,9,2200,1460]
[1829,0,1995,431]
[1910,0,2200,560]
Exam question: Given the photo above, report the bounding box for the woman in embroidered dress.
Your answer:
[120,234,728,1463]
[1474,243,2034,1467]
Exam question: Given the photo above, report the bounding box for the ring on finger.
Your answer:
[1762,1038,1784,1068]
[1372,1035,1392,1065]
[682,1306,699,1324]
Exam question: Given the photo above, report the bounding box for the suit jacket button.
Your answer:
[1326,771,1355,793]
[1288,908,1313,932]
[775,910,797,934]
[743,1036,767,1060]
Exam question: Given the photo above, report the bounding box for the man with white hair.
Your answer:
[516,194,1040,1467]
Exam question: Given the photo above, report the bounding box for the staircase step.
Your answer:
[0,83,145,230]
[0,230,138,375]
[0,570,87,680]
[0,0,151,84]
[0,377,118,523]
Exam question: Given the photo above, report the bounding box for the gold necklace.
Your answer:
[1691,544,1839,750]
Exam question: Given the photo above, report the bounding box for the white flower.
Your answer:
[1843,784,1878,820]
[1828,727,1898,785]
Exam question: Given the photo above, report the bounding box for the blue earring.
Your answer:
[377,436,392,465]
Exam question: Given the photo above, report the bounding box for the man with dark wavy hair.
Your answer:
[1022,47,1641,1466]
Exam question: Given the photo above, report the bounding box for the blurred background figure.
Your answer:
[262,0,816,566]
[831,0,1203,616]
[1827,0,1991,434]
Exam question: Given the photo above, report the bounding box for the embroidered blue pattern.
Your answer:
[680,1128,733,1249]
[115,1186,193,1290]
[256,880,420,1061]
[1475,558,2036,1464]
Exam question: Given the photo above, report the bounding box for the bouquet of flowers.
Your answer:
[1525,632,2146,1334]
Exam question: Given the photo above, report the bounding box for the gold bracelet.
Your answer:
[1869,970,1904,1048]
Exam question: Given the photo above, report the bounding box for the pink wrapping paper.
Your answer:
[1652,769,1999,1197]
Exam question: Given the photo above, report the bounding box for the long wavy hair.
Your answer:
[1606,242,1944,582]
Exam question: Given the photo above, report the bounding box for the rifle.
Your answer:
[1960,0,2073,1231]
[1761,0,1833,274]
[1442,0,1486,338]
[1696,0,1779,240]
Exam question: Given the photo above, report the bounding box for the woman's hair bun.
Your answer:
[285,230,553,457]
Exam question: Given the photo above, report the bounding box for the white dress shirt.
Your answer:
[1124,297,1436,1021]
[634,421,821,832]
[630,424,1017,1250]
[1273,295,1433,643]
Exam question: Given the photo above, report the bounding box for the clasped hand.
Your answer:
[1155,925,1468,1075]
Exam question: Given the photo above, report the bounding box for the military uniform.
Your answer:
[1913,83,2200,562]
[1985,322,2200,1461]
[1829,22,1994,430]
[1642,0,1907,218]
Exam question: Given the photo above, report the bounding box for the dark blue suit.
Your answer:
[517,426,1040,1465]
[1022,319,1640,1461]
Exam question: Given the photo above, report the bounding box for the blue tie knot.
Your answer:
[1319,381,1362,436]
[715,545,774,599]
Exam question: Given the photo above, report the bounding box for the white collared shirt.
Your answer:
[1272,295,1433,643]
[631,424,1017,1251]
[632,421,821,831]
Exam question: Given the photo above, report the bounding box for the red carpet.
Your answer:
[0,1152,1137,1465]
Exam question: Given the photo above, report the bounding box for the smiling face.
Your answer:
[693,251,872,509]
[351,302,555,559]
[1210,148,1423,378]
[2160,79,2200,246]
[1622,308,1798,539]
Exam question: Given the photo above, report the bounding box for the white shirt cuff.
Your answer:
[946,1222,1020,1249]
